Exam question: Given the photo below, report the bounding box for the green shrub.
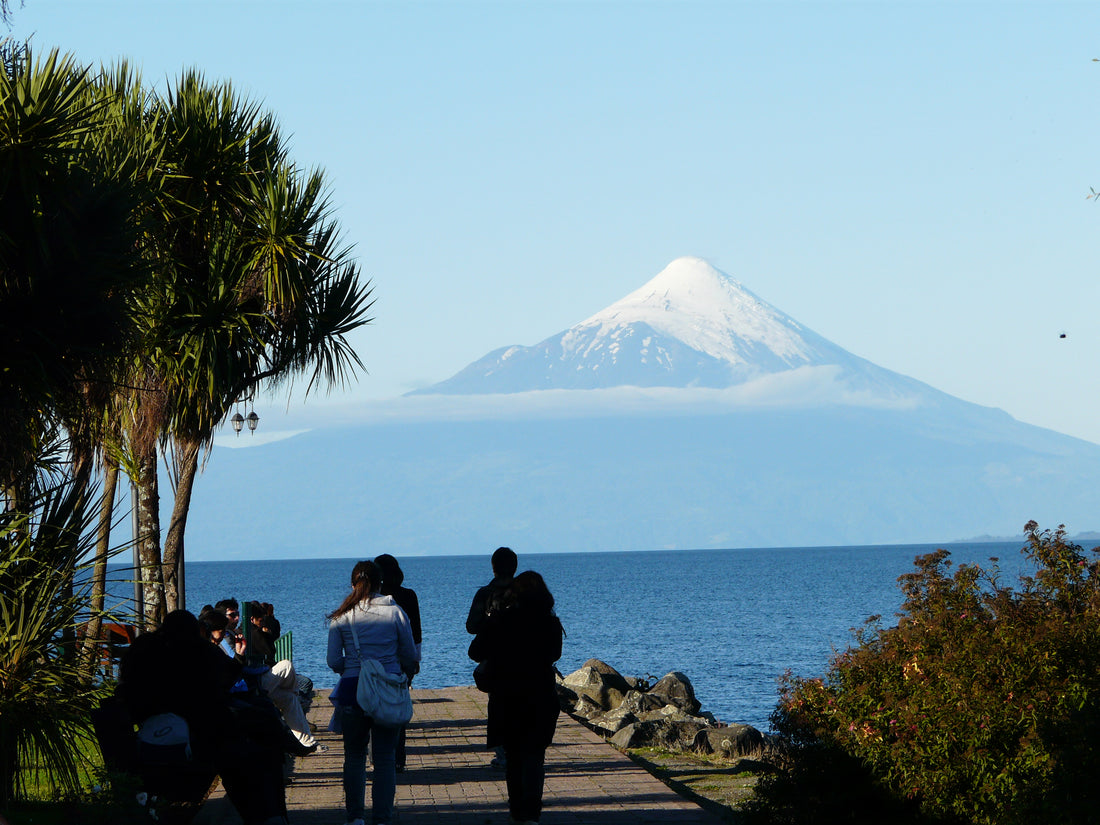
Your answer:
[746,523,1100,825]
[0,479,117,807]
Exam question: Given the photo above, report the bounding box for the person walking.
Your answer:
[374,553,421,772]
[328,560,419,825]
[466,546,518,770]
[468,571,565,825]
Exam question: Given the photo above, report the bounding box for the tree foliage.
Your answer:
[1,44,373,627]
[746,523,1100,825]
[0,46,145,498]
[0,477,115,807]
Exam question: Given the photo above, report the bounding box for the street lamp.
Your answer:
[230,400,259,437]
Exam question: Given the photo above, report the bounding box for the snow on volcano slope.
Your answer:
[571,256,824,366]
[411,257,943,404]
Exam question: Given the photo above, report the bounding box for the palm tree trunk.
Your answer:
[0,719,16,809]
[136,445,165,627]
[162,439,200,613]
[59,439,94,660]
[79,460,118,683]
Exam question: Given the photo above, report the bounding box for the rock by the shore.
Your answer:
[556,659,763,761]
[610,718,707,750]
[692,724,765,758]
[561,659,632,712]
[649,671,701,715]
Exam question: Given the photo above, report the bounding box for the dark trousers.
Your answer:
[396,723,407,769]
[504,745,547,822]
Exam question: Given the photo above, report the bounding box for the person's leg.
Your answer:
[503,746,523,822]
[261,667,316,747]
[509,746,546,823]
[217,736,288,825]
[341,704,372,823]
[369,720,400,824]
[269,659,298,690]
[395,724,407,771]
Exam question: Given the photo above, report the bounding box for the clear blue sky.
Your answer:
[14,1,1100,443]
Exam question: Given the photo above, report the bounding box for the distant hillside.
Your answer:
[961,531,1100,544]
[182,257,1100,560]
[186,404,1100,560]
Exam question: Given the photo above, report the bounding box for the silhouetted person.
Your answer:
[118,610,289,825]
[469,571,564,824]
[375,553,422,772]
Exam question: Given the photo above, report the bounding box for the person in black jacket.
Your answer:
[468,571,564,825]
[465,546,517,635]
[375,553,422,772]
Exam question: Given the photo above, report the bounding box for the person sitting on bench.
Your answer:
[118,610,290,825]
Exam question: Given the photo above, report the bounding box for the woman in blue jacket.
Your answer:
[328,560,419,825]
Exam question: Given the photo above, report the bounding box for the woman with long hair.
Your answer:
[468,570,565,825]
[328,560,419,825]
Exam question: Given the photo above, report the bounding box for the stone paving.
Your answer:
[200,686,725,825]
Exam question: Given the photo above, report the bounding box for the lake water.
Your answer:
[151,541,1031,731]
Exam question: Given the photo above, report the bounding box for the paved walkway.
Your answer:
[201,686,724,825]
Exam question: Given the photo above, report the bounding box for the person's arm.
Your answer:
[405,588,422,646]
[548,616,563,663]
[264,615,281,640]
[468,610,501,663]
[465,586,488,634]
[394,607,419,676]
[326,622,346,674]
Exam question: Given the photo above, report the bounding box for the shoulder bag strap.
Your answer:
[345,611,365,663]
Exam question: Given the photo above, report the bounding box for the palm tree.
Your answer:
[0,46,143,507]
[1,50,373,627]
[129,72,372,617]
[65,62,163,668]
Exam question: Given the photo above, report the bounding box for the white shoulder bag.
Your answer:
[346,614,413,727]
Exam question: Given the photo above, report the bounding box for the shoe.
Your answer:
[290,739,318,757]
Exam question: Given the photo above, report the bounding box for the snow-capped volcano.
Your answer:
[572,256,836,370]
[411,257,935,401]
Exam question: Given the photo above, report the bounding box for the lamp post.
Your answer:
[230,401,260,436]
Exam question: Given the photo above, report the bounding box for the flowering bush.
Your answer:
[746,523,1100,825]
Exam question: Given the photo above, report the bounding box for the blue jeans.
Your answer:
[341,704,400,824]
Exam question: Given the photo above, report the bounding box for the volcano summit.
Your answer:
[410,256,936,405]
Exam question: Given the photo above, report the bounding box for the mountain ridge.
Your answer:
[410,257,948,403]
[179,257,1100,560]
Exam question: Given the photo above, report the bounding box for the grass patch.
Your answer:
[624,746,768,824]
[18,736,103,802]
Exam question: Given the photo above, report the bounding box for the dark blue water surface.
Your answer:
[174,541,1030,731]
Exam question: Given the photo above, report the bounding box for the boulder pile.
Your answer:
[556,659,764,760]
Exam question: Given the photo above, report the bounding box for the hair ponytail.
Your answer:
[328,560,381,621]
